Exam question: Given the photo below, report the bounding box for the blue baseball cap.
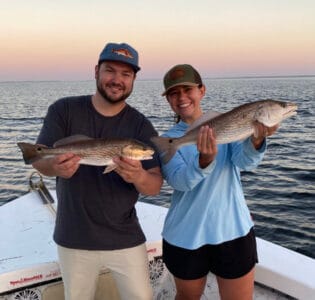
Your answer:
[98,42,140,73]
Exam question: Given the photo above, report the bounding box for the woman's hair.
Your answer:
[174,113,181,124]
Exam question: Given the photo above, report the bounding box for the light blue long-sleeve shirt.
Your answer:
[161,121,266,250]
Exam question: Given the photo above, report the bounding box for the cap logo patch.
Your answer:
[169,68,185,81]
[112,48,133,59]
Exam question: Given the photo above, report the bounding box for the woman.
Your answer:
[158,64,278,300]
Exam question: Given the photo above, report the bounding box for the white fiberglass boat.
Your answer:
[0,174,314,300]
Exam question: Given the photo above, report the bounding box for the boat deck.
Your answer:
[1,190,314,299]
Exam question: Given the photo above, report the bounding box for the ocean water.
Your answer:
[0,77,314,259]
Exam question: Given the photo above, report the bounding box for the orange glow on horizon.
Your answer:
[1,1,314,81]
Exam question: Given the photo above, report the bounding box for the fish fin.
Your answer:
[186,110,221,133]
[103,164,117,174]
[17,142,46,164]
[54,135,93,147]
[151,136,178,164]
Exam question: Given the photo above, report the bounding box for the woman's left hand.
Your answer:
[197,125,218,168]
[252,122,279,149]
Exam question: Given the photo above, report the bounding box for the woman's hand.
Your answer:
[197,126,218,168]
[252,122,279,149]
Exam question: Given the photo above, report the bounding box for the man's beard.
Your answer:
[96,79,132,104]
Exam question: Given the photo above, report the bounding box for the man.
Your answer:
[32,42,162,300]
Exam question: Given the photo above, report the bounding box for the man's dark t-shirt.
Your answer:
[36,95,160,250]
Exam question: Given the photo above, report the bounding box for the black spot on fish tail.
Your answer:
[150,136,178,164]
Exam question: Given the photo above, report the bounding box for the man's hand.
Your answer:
[113,157,144,183]
[32,153,81,178]
[113,157,163,196]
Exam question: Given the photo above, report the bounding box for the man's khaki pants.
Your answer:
[57,243,153,300]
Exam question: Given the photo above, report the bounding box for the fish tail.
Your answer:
[17,143,42,164]
[151,136,179,164]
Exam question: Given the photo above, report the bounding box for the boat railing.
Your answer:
[29,171,56,215]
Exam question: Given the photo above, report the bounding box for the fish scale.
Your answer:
[17,135,154,174]
[151,99,298,164]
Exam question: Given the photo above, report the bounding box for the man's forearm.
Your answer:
[133,167,163,196]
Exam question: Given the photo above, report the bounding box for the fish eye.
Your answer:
[36,147,42,151]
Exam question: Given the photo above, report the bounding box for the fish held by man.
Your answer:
[151,99,298,164]
[17,135,155,174]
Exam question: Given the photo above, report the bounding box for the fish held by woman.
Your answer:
[151,99,297,164]
[17,135,155,174]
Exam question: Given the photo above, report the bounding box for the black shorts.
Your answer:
[162,228,258,280]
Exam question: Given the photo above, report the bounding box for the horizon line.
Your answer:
[1,74,314,83]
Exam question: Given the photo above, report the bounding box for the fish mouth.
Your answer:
[124,149,154,159]
[284,103,298,117]
[144,150,154,156]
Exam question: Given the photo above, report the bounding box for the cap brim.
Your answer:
[98,58,140,73]
[161,82,200,96]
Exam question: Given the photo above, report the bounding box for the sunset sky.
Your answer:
[1,0,315,81]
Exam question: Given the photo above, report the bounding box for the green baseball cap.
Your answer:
[162,64,203,96]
